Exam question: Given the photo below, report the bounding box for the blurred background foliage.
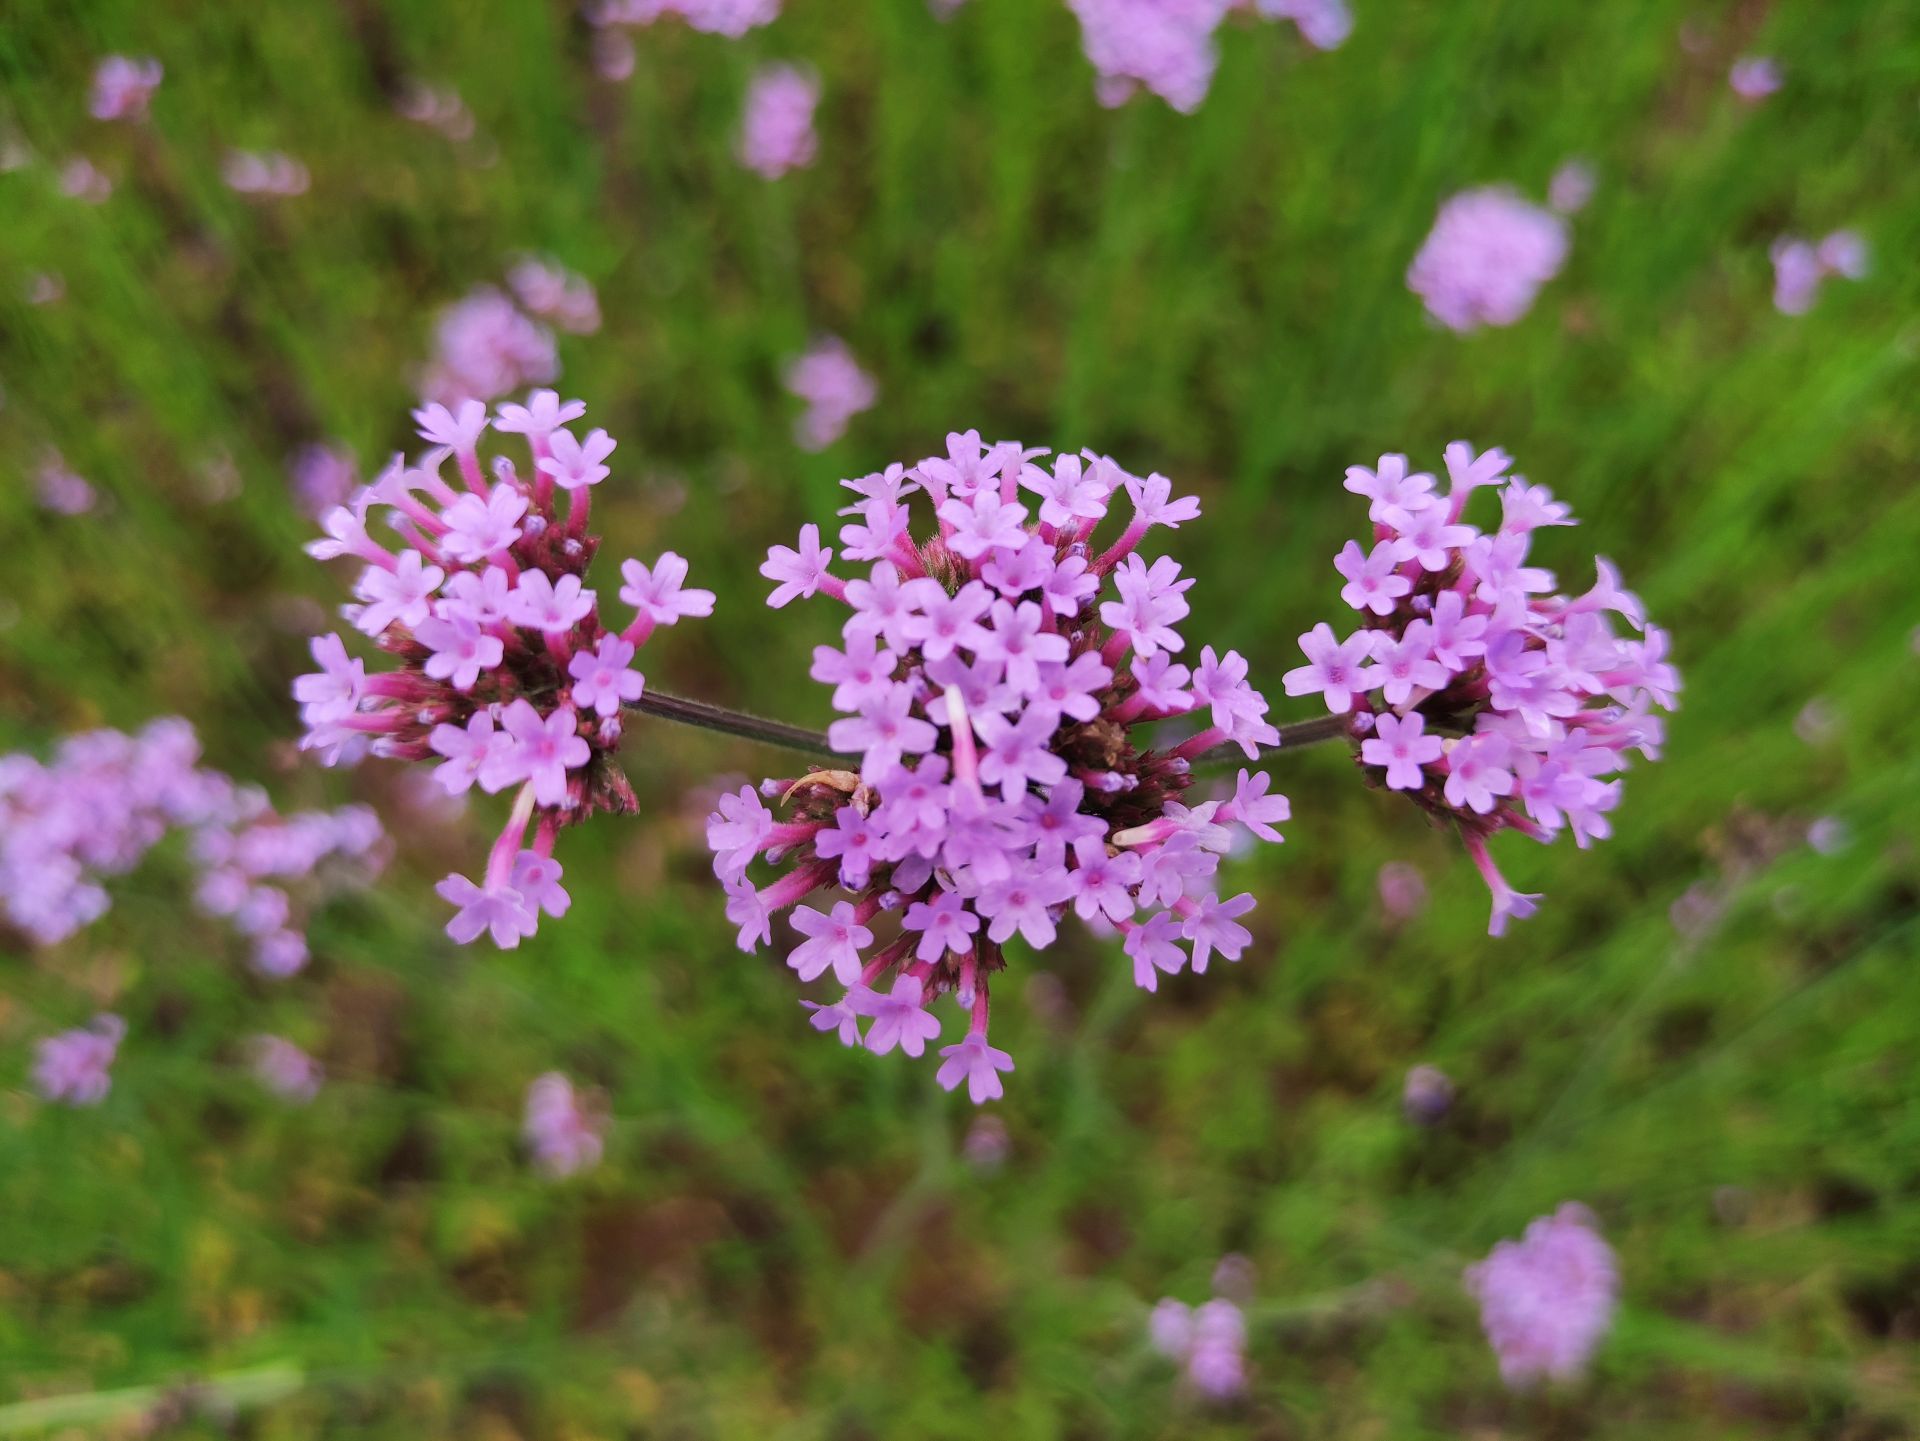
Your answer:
[2,0,1919,1435]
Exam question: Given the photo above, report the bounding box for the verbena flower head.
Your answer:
[296,393,713,949]
[89,56,163,123]
[396,82,478,142]
[250,1035,323,1102]
[1,719,384,971]
[1729,55,1783,102]
[523,1072,606,1176]
[221,150,310,197]
[588,0,781,38]
[1771,230,1868,316]
[32,1015,126,1106]
[36,449,98,515]
[421,286,559,406]
[1464,1203,1618,1388]
[1066,0,1347,113]
[288,443,360,520]
[711,434,1286,1100]
[784,337,877,451]
[1285,444,1677,935]
[59,156,113,204]
[738,63,820,179]
[507,257,601,335]
[1149,1293,1249,1400]
[1406,187,1570,332]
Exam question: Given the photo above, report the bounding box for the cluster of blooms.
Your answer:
[1282,444,1678,934]
[738,64,820,180]
[32,1015,127,1106]
[419,267,600,407]
[288,443,361,521]
[1148,1264,1251,1400]
[523,1072,606,1176]
[1065,0,1349,114]
[59,156,113,204]
[507,257,602,336]
[295,393,714,949]
[1464,1203,1618,1388]
[1406,187,1570,331]
[222,149,310,197]
[90,56,163,123]
[1770,230,1867,316]
[36,448,98,515]
[250,1035,323,1102]
[1729,55,1783,102]
[1,719,385,971]
[587,0,781,39]
[710,433,1286,1100]
[396,82,478,142]
[420,287,559,407]
[784,337,876,451]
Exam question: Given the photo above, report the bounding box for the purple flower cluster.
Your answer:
[1149,1294,1249,1399]
[1464,1203,1618,1387]
[1406,187,1570,332]
[288,443,360,521]
[1,719,384,972]
[36,448,98,515]
[588,0,781,39]
[738,63,820,179]
[89,56,163,124]
[710,433,1286,1100]
[524,1072,606,1176]
[420,286,560,408]
[1284,444,1678,935]
[32,1015,126,1106]
[295,394,713,949]
[221,150,310,197]
[507,257,602,336]
[1066,0,1349,113]
[784,337,877,451]
[1770,230,1868,316]
[396,82,478,142]
[250,1035,323,1102]
[1729,55,1783,102]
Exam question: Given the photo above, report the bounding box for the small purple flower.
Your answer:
[788,900,873,983]
[90,56,163,123]
[1282,623,1377,715]
[436,872,537,947]
[523,1072,605,1177]
[851,975,944,1057]
[1361,712,1444,791]
[32,1015,126,1106]
[784,338,876,451]
[416,613,505,690]
[762,523,838,608]
[495,700,589,807]
[251,1035,323,1102]
[567,635,646,718]
[935,1033,1015,1103]
[1729,55,1783,102]
[738,63,819,179]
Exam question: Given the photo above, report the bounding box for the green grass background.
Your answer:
[3,0,1919,1435]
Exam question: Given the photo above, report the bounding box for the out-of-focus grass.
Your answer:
[2,0,1918,1435]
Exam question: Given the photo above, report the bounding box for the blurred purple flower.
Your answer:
[524,1072,605,1177]
[1402,1063,1454,1124]
[250,1035,323,1102]
[1729,56,1782,102]
[784,337,877,450]
[738,64,820,179]
[1465,1203,1617,1387]
[90,56,163,123]
[1407,187,1570,331]
[33,1015,126,1106]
